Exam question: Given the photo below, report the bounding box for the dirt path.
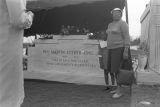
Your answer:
[21,79,160,107]
[22,79,132,107]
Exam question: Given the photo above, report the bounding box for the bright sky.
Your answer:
[122,0,150,39]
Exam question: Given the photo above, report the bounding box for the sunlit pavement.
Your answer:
[137,71,160,85]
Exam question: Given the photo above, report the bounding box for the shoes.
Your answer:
[104,87,110,91]
[110,90,117,94]
[112,93,123,98]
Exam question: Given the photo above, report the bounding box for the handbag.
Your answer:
[117,68,136,86]
[117,48,136,86]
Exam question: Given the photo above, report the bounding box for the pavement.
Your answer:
[136,71,160,85]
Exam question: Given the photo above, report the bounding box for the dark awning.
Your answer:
[25,0,125,36]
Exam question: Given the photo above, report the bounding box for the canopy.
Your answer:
[25,0,125,36]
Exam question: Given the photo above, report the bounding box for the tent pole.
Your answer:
[125,0,129,24]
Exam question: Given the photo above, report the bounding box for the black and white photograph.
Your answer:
[0,0,160,107]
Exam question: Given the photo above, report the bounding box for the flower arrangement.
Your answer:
[137,41,149,71]
[138,41,149,55]
[88,31,107,40]
[39,34,53,39]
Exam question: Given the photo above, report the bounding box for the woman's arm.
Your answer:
[121,21,130,59]
[121,21,130,48]
[6,0,33,29]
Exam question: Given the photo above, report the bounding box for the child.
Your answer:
[98,30,115,90]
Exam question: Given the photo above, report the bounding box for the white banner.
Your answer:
[25,36,110,85]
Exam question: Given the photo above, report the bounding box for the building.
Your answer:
[140,0,160,74]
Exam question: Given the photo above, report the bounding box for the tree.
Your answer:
[130,38,140,46]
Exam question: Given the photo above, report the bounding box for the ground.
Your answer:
[21,79,160,107]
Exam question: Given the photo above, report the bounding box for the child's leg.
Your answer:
[104,69,109,85]
[104,69,111,90]
[110,72,115,85]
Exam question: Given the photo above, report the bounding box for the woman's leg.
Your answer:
[110,47,124,98]
[104,69,109,85]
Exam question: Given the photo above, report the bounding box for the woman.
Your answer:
[0,0,33,106]
[106,8,130,98]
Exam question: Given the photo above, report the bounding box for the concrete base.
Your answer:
[137,70,160,85]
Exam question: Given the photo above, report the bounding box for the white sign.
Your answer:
[26,36,107,85]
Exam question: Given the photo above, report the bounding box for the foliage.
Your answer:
[88,31,107,40]
[39,34,53,39]
[130,38,140,46]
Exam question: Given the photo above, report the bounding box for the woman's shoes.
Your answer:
[112,93,123,98]
[110,90,117,94]
[109,86,123,98]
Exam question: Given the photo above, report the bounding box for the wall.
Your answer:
[140,0,160,73]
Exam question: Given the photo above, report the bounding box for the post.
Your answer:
[125,0,129,24]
